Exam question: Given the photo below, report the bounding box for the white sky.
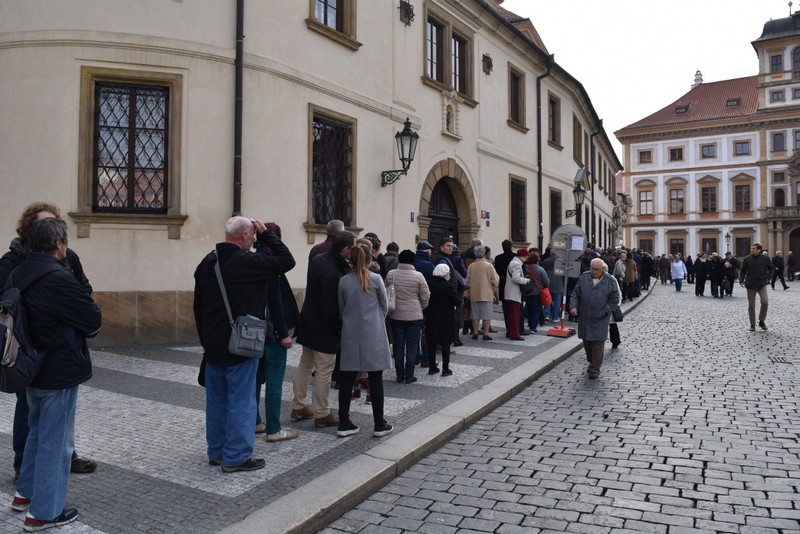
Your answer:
[501,0,791,161]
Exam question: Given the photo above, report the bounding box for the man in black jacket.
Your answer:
[11,218,101,531]
[740,243,775,331]
[771,250,789,290]
[194,216,295,472]
[292,231,355,428]
[0,202,97,479]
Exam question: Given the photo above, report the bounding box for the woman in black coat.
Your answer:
[425,263,461,377]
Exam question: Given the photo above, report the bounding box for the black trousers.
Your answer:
[337,370,385,426]
[609,323,621,346]
[772,270,788,289]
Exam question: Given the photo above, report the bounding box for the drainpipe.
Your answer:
[232,0,244,216]
[590,120,602,247]
[536,54,555,251]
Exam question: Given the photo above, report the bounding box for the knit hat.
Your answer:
[433,264,450,278]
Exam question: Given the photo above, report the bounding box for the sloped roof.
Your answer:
[617,76,759,134]
[753,13,800,44]
[493,5,549,53]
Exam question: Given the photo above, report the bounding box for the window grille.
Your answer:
[312,116,352,226]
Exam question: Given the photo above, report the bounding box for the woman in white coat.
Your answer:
[503,248,530,340]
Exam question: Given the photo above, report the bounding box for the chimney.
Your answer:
[691,70,703,88]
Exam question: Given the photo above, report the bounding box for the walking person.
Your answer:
[740,243,775,331]
[569,258,621,379]
[694,252,710,296]
[670,255,687,292]
[9,218,102,532]
[386,250,430,384]
[771,251,790,290]
[709,253,725,298]
[336,242,394,437]
[426,264,461,376]
[723,251,740,297]
[787,251,796,282]
[466,246,499,340]
[685,255,695,284]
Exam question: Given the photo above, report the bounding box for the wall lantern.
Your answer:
[725,232,731,252]
[381,117,419,187]
[565,169,587,218]
[399,1,414,26]
[611,206,621,228]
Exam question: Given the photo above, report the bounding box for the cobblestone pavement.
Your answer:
[0,297,574,533]
[324,281,800,534]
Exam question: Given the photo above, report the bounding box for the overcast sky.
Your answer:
[501,0,790,161]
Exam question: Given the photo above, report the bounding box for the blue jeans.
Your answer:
[416,321,428,365]
[546,292,562,321]
[524,294,542,331]
[14,393,78,475]
[391,319,422,379]
[205,357,258,467]
[255,343,288,435]
[17,386,77,521]
[675,278,683,291]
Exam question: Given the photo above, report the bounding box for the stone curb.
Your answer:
[219,286,651,534]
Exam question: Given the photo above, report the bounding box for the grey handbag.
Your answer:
[213,252,267,358]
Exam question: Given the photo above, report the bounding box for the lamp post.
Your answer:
[725,232,731,254]
[381,117,419,187]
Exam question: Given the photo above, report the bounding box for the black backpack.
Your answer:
[0,263,61,393]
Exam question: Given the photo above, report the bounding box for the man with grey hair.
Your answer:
[194,216,295,472]
[570,257,620,379]
[309,219,345,261]
[10,217,102,531]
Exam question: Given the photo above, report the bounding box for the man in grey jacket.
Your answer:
[569,258,621,379]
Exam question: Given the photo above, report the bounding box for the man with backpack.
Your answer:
[0,202,99,481]
[8,217,101,531]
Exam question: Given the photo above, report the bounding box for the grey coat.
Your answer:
[338,271,392,372]
[569,271,620,341]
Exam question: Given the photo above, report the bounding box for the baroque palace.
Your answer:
[616,10,800,259]
[0,0,620,343]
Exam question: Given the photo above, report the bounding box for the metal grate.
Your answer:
[94,83,168,214]
[511,180,526,243]
[312,116,352,226]
[769,355,793,364]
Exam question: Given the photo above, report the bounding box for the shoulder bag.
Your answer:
[519,264,535,297]
[213,252,272,358]
[529,266,553,307]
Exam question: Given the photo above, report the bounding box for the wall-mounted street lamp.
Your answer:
[381,117,419,187]
[725,232,731,253]
[565,184,585,219]
[399,1,414,26]
[612,206,621,229]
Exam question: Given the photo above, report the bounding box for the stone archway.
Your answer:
[417,158,479,248]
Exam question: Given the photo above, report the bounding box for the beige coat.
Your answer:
[385,264,430,321]
[467,258,499,302]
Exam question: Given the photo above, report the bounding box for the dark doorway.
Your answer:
[428,180,459,247]
[791,227,800,259]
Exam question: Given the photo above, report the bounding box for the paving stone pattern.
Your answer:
[0,304,558,532]
[324,282,800,534]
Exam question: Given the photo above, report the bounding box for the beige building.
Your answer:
[0,0,620,344]
[616,11,800,260]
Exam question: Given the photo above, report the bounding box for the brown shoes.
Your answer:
[290,406,314,420]
[314,413,340,427]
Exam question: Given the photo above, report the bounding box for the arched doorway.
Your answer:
[790,227,800,258]
[418,158,479,248]
[428,181,459,247]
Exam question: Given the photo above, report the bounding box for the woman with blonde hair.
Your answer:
[336,242,394,437]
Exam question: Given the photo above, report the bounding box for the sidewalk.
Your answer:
[0,291,648,534]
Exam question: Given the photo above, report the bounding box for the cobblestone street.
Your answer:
[325,282,800,534]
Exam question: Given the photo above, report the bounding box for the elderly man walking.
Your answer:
[740,243,774,331]
[194,216,295,472]
[570,258,621,379]
[466,246,499,340]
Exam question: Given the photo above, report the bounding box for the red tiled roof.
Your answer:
[617,76,759,133]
